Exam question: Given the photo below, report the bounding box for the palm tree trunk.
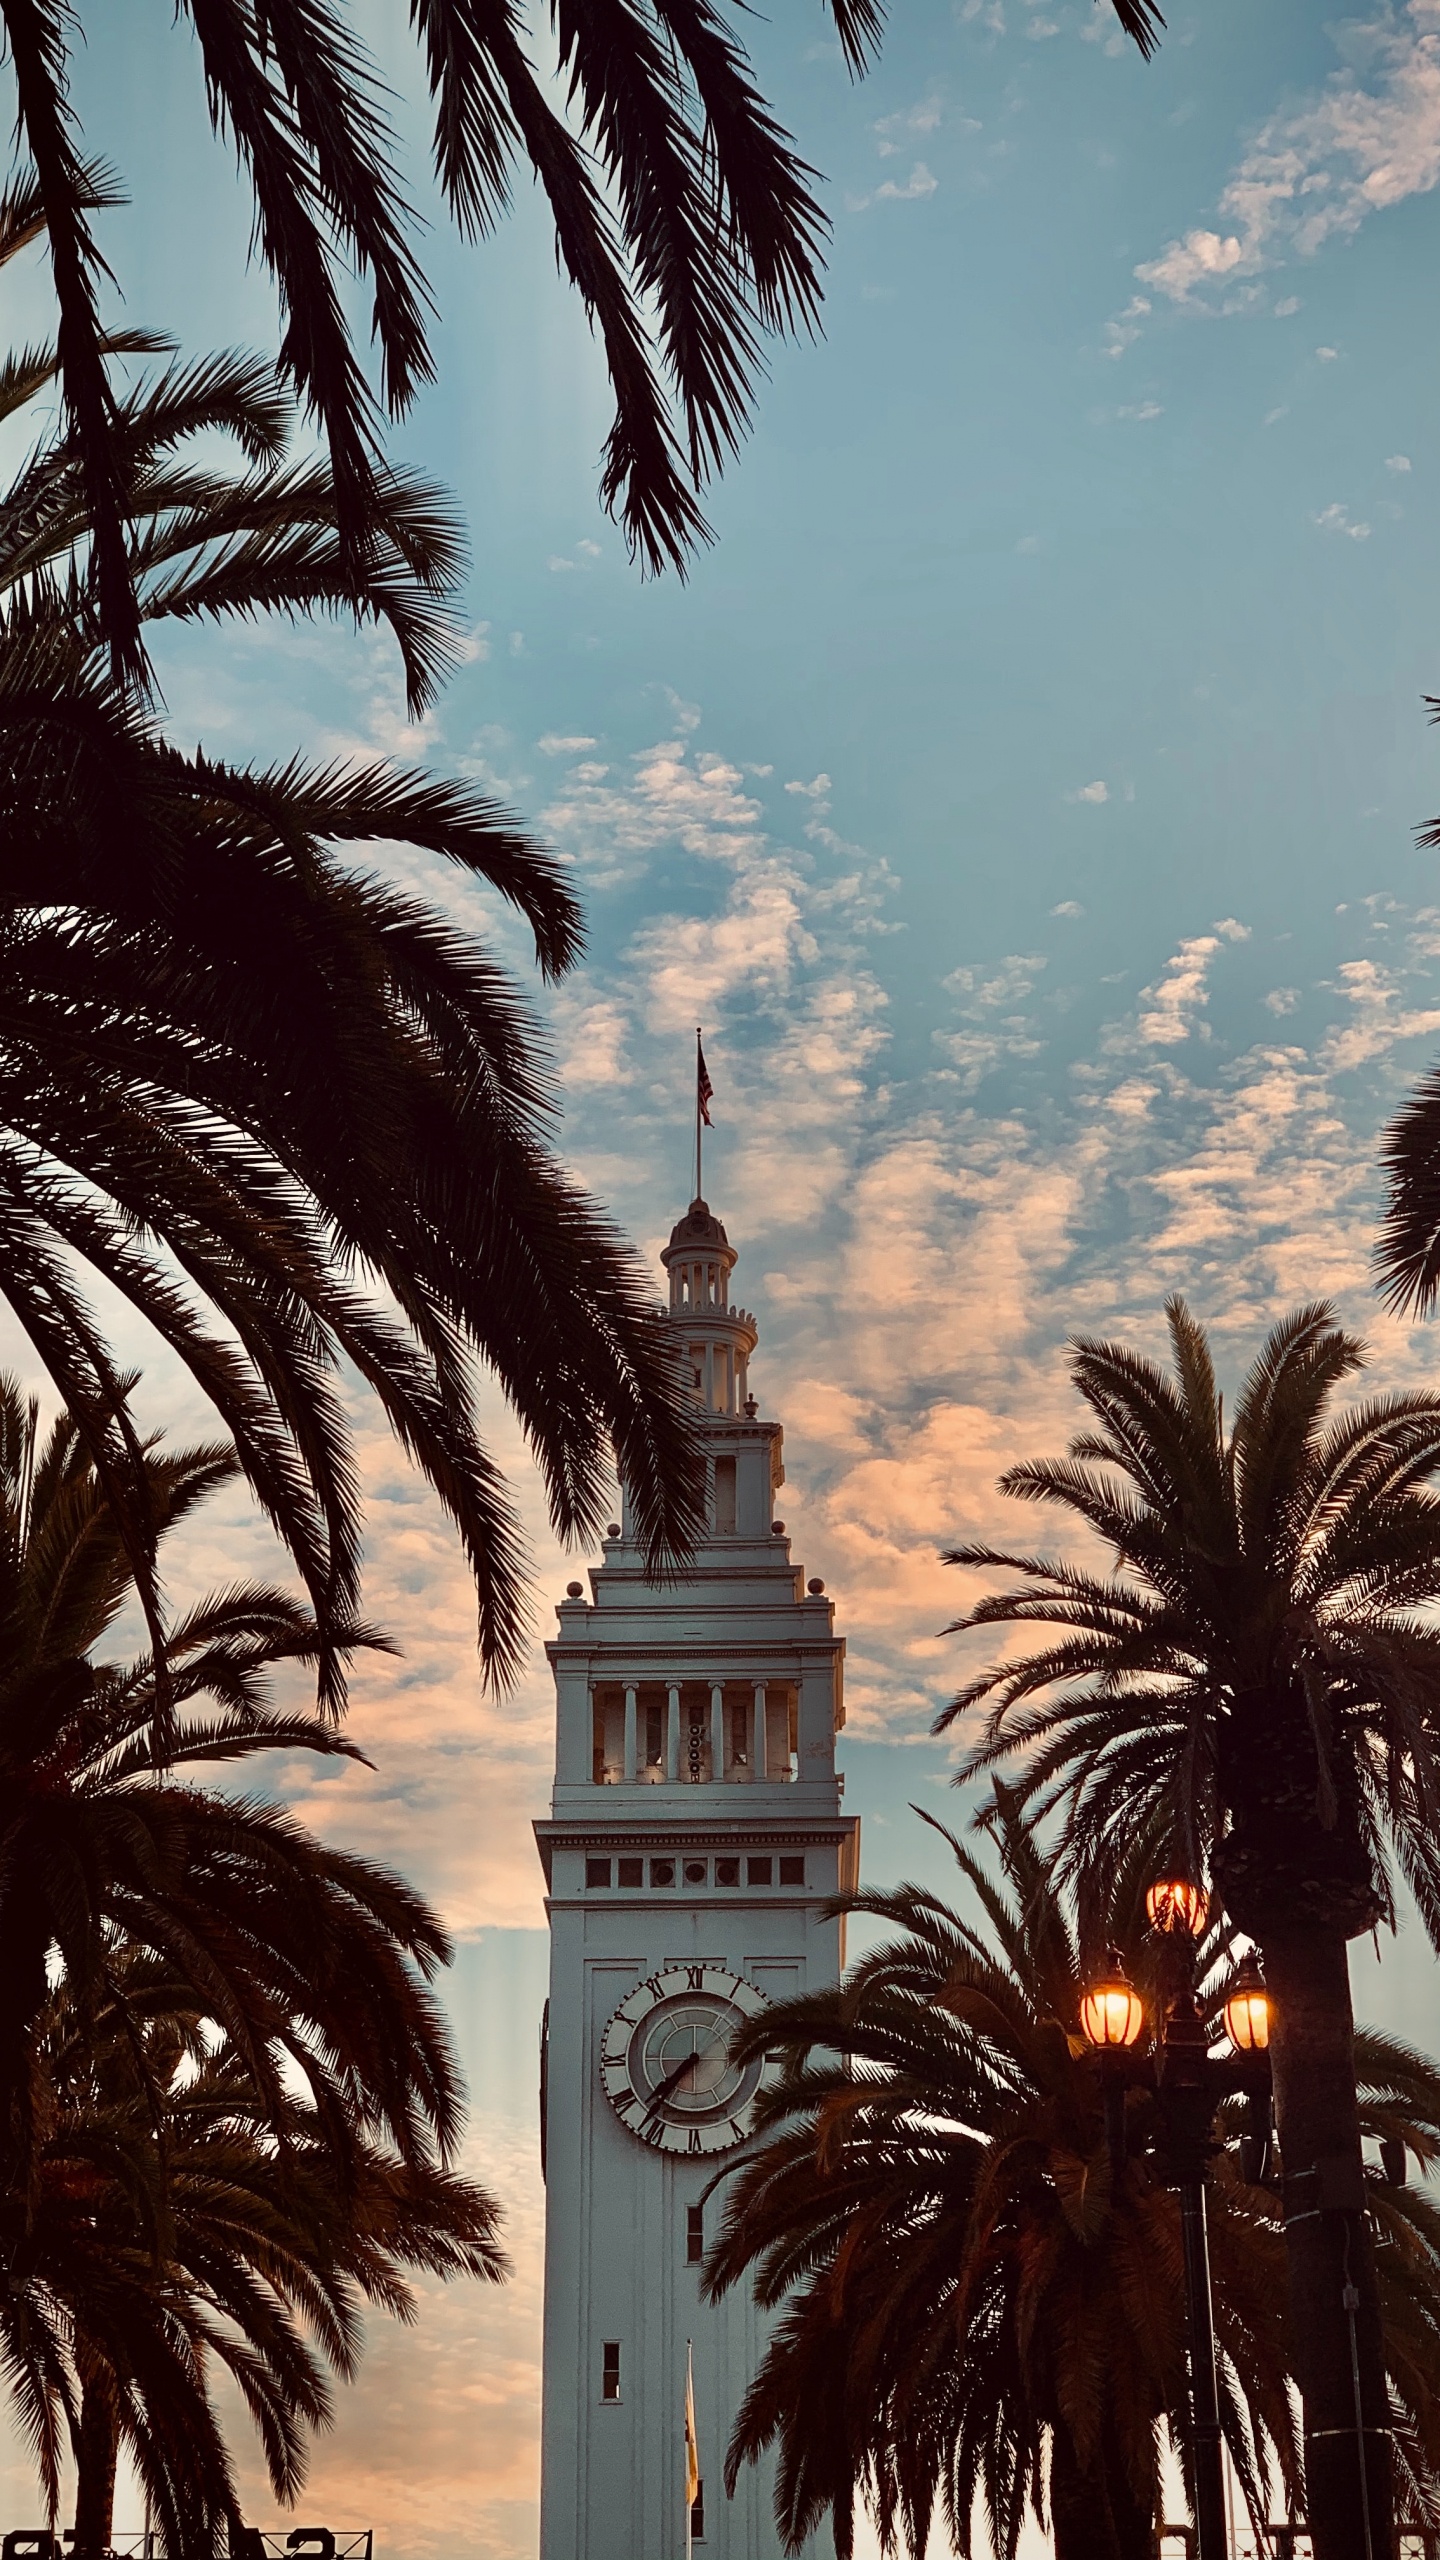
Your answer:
[72,2373,119,2558]
[1050,2420,1152,2560]
[1260,1924,1392,2560]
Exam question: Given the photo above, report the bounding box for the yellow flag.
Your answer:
[684,2342,700,2512]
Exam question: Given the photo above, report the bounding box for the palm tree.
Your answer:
[706,1794,1440,2560]
[933,1298,1440,2560]
[0,0,1161,682]
[0,179,706,1685]
[0,173,468,720]
[0,1376,470,2214]
[11,1955,505,2556]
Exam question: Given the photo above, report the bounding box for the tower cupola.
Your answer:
[662,1197,736,1312]
[661,1197,758,1416]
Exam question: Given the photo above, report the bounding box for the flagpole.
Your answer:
[694,1027,703,1201]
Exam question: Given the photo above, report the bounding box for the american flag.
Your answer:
[696,1032,713,1127]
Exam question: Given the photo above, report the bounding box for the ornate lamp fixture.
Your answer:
[1145,1876,1209,1939]
[1222,1952,1271,2055]
[1079,1950,1146,2050]
[1079,1906,1275,2560]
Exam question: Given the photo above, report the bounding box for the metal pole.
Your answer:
[1179,2175,1227,2560]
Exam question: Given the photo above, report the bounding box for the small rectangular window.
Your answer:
[617,1857,643,1888]
[687,2205,704,2265]
[601,2342,621,2402]
[586,1858,612,1889]
[691,2479,705,2539]
[747,1857,772,1885]
[715,1857,740,1887]
[713,1456,737,1533]
[779,1856,805,1887]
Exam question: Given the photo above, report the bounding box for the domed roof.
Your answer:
[666,1196,730,1251]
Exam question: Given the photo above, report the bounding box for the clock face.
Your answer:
[600,1965,773,2156]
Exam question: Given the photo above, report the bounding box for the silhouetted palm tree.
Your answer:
[935,1299,1440,2560]
[13,1956,504,2556]
[0,0,1160,681]
[0,1380,467,2212]
[707,1795,1440,2560]
[0,171,467,717]
[0,180,705,1680]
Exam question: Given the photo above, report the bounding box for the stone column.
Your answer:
[623,1686,638,1785]
[666,1684,681,1783]
[711,1683,725,1783]
[752,1684,767,1781]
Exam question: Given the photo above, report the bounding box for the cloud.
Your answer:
[1068,779,1109,804]
[1112,4,1440,347]
[1135,228,1246,298]
[1117,400,1164,421]
[1103,295,1151,358]
[1314,501,1372,539]
[1388,452,1414,470]
[873,96,944,157]
[1316,344,1341,361]
[1051,900,1085,918]
[1121,920,1248,1049]
[1265,986,1302,1015]
[875,161,939,203]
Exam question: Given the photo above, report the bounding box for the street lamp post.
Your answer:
[1081,1899,1273,2560]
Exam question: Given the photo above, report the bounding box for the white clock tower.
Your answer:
[535,1193,859,2560]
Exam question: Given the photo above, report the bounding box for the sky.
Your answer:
[8,0,1440,2550]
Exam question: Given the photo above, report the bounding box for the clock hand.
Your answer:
[645,2048,705,2115]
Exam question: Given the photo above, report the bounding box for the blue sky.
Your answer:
[8,0,1440,2550]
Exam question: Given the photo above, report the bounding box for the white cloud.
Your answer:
[1135,227,1246,299]
[538,732,598,755]
[1274,295,1302,316]
[1265,986,1302,1015]
[1124,923,1248,1048]
[1117,400,1164,420]
[1316,344,1340,361]
[1314,501,1372,539]
[1104,294,1151,358]
[875,161,939,203]
[1112,4,1440,348]
[1051,900,1085,918]
[1388,452,1414,470]
[873,96,944,157]
[1068,779,1109,804]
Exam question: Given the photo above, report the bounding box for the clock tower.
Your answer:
[535,1195,858,2560]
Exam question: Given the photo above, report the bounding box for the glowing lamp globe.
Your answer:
[1145,1877,1209,1939]
[1080,1955,1146,2051]
[1223,1955,1271,2055]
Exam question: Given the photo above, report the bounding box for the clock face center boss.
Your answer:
[600,1965,776,2156]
